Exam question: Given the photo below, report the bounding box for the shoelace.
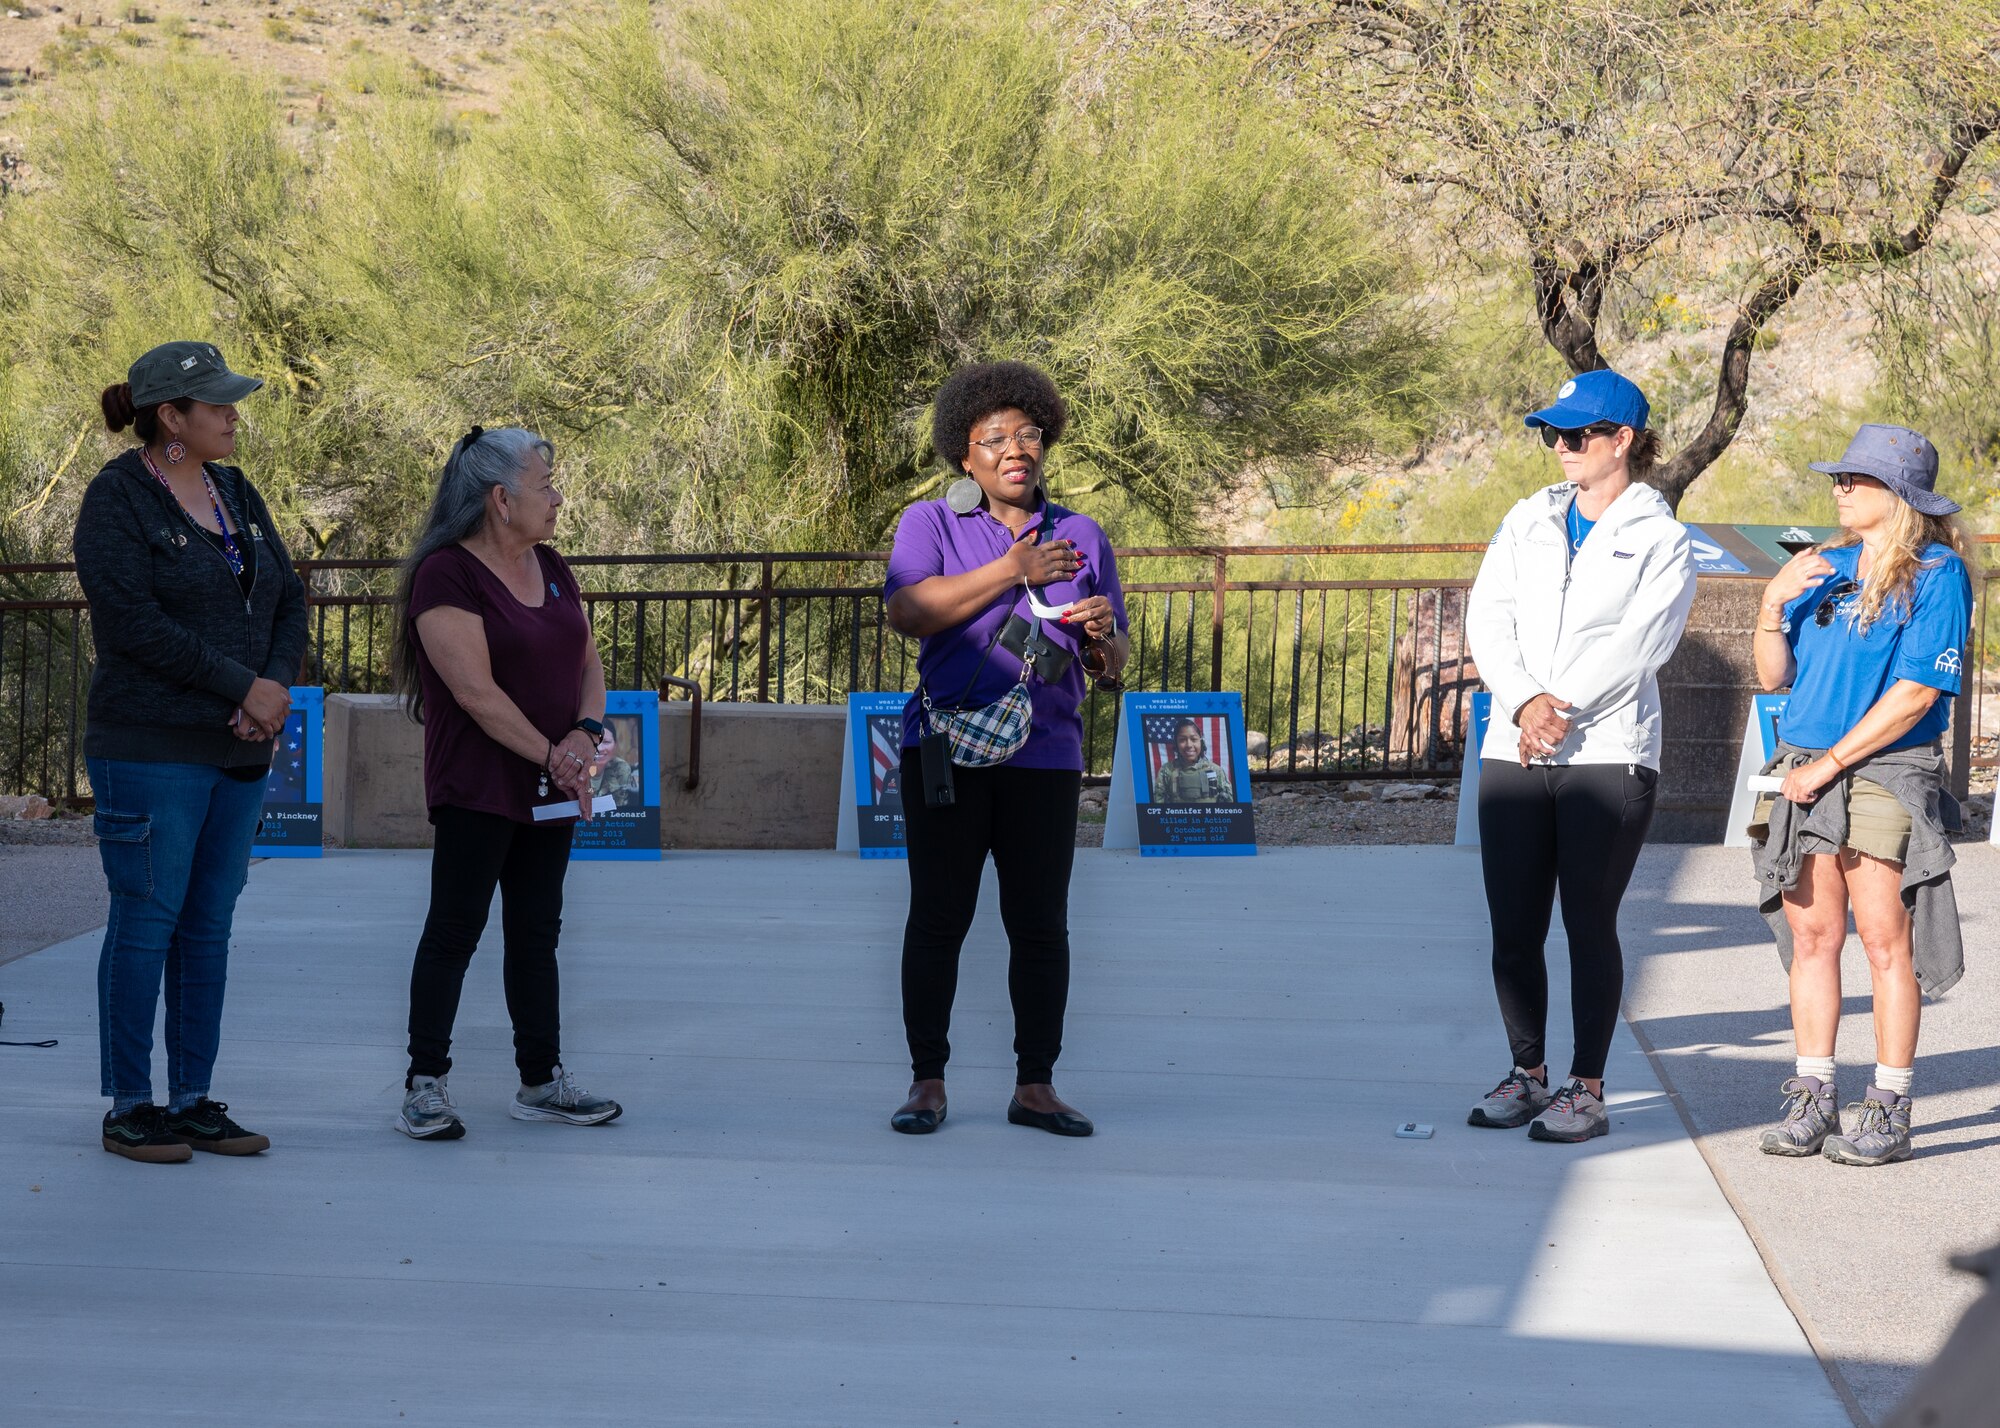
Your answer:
[410,1082,453,1116]
[1547,1082,1590,1115]
[182,1100,238,1130]
[1778,1081,1823,1122]
[1849,1099,1892,1136]
[546,1068,584,1107]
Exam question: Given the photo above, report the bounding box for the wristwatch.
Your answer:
[571,717,606,739]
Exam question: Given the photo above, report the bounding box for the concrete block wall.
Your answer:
[322,694,850,850]
[1653,579,1766,843]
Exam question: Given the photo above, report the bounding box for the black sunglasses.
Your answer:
[1828,472,1885,495]
[1814,579,1860,627]
[1540,423,1622,452]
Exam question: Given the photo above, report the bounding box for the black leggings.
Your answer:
[1476,759,1656,1081]
[406,805,573,1087]
[898,752,1081,1086]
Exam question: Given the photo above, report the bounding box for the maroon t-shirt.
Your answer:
[408,544,590,823]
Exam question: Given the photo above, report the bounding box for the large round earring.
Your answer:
[164,441,188,465]
[945,476,982,514]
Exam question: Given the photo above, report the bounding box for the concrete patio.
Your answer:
[4,841,1984,1426]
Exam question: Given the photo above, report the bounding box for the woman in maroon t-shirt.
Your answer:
[387,426,623,1141]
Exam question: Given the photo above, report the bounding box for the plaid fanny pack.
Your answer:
[928,679,1034,767]
[919,598,1039,768]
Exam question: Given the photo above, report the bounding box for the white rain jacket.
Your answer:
[1466,480,1697,769]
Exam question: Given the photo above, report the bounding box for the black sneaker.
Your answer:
[164,1099,270,1156]
[103,1104,194,1163]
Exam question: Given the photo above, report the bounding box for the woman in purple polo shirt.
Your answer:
[387,426,623,1142]
[883,361,1129,1137]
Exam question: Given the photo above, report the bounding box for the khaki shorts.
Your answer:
[1750,775,1913,865]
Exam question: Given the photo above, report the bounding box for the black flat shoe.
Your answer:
[1007,1096,1093,1137]
[890,1100,947,1135]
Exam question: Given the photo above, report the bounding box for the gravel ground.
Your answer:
[0,814,96,848]
[1074,778,1458,847]
[0,839,104,968]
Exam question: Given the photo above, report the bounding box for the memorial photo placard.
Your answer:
[569,691,663,861]
[1115,692,1256,856]
[254,685,323,858]
[843,692,909,859]
[1722,693,1790,849]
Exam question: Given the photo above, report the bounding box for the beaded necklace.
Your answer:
[140,446,245,577]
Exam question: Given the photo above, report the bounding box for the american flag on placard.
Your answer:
[869,716,901,801]
[1143,712,1229,784]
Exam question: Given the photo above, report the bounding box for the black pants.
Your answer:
[1476,758,1656,1082]
[899,752,1081,1086]
[406,805,573,1087]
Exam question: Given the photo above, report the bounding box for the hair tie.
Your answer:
[462,425,484,449]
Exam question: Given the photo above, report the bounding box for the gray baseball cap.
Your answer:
[127,341,263,408]
[1808,423,1960,516]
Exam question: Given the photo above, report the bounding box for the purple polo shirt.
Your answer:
[884,497,1126,771]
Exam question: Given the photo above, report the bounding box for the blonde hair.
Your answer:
[1818,499,1978,631]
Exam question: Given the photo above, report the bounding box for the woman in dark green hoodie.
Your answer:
[73,341,307,1163]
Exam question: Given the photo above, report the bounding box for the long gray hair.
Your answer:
[391,425,556,721]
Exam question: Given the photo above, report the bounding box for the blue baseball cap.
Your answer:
[1523,369,1650,432]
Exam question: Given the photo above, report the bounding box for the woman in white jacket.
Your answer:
[1462,369,1697,1143]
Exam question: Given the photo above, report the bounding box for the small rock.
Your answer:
[0,794,52,819]
[1243,730,1269,759]
[1378,782,1431,802]
[1340,784,1378,802]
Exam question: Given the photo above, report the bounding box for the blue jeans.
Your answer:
[89,758,265,1106]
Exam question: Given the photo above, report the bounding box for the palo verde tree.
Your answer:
[483,0,1439,548]
[1090,0,2000,511]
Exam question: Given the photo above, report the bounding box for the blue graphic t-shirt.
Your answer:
[1565,498,1595,557]
[1777,542,1972,751]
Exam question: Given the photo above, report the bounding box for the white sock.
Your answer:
[1873,1064,1913,1099]
[1795,1055,1836,1085]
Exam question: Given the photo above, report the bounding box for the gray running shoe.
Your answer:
[1528,1079,1608,1143]
[510,1065,622,1126]
[1823,1090,1913,1167]
[397,1075,466,1141]
[1759,1075,1841,1157]
[1468,1067,1554,1129]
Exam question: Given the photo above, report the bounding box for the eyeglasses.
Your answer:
[970,427,1045,454]
[1814,579,1860,627]
[1828,472,1883,494]
[1539,423,1621,452]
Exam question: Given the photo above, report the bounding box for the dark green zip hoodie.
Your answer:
[72,449,308,768]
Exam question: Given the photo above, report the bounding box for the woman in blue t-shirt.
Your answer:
[1750,423,1974,1168]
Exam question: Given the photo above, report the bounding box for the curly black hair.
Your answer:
[931,361,1069,473]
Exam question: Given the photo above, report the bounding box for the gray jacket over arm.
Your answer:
[1749,740,1963,997]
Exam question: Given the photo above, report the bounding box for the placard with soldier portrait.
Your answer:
[252,685,323,858]
[1111,692,1256,856]
[843,692,910,858]
[569,691,662,860]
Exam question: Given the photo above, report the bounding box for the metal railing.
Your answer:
[10,537,1998,805]
[1,544,1506,803]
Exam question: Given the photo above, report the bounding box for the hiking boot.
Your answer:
[1528,1079,1608,1143]
[1758,1075,1841,1157]
[102,1104,194,1164]
[1468,1066,1554,1129]
[510,1065,622,1126]
[1823,1090,1913,1167]
[165,1099,270,1156]
[397,1075,466,1141]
